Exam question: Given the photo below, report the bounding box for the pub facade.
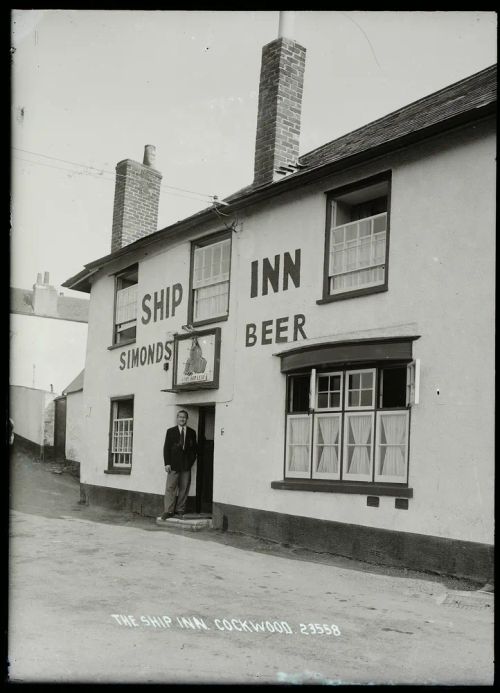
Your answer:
[64,27,495,581]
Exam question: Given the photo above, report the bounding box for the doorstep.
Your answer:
[155,513,213,531]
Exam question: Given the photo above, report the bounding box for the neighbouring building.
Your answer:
[9,384,58,459]
[10,271,89,395]
[62,369,85,466]
[63,19,495,582]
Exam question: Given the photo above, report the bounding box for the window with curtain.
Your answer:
[284,364,410,485]
[323,174,391,300]
[114,266,138,344]
[191,236,231,323]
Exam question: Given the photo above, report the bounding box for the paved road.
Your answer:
[8,446,494,684]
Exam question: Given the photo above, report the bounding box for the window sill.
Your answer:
[271,479,413,498]
[104,468,132,475]
[108,339,136,351]
[191,314,229,329]
[317,284,388,305]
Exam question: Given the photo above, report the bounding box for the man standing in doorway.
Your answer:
[159,410,198,520]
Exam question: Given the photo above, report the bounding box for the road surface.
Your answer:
[8,446,494,684]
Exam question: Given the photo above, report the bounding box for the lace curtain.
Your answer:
[346,414,372,475]
[315,415,340,474]
[287,416,310,473]
[377,412,407,478]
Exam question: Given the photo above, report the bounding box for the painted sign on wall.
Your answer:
[245,248,307,347]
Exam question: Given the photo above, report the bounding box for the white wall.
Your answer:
[9,385,57,447]
[81,118,495,544]
[65,390,84,463]
[9,313,88,394]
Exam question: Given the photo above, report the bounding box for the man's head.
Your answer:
[177,410,188,426]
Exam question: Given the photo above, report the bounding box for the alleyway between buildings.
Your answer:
[8,446,493,685]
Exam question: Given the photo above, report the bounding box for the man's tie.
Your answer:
[181,427,185,450]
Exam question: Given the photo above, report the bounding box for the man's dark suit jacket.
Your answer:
[163,426,198,472]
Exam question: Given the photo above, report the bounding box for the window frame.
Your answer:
[374,409,410,484]
[316,370,343,411]
[112,264,138,347]
[106,395,134,474]
[187,229,232,328]
[283,362,411,490]
[342,410,375,482]
[285,413,313,479]
[344,368,376,410]
[318,172,392,304]
[312,412,342,480]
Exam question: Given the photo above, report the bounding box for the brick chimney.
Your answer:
[253,12,306,187]
[32,271,58,316]
[111,145,162,252]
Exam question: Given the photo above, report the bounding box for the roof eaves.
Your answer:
[63,79,496,290]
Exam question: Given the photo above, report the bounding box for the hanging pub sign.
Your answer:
[171,327,221,391]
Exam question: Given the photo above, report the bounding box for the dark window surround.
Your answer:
[271,480,413,498]
[275,337,419,496]
[187,229,232,329]
[106,394,134,474]
[279,336,418,374]
[319,171,392,304]
[108,338,135,351]
[111,263,139,347]
[283,364,411,485]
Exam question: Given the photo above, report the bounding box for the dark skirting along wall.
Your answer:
[212,502,494,584]
[78,484,493,583]
[79,483,197,517]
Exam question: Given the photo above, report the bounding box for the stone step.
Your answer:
[156,516,213,531]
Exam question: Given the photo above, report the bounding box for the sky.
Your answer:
[11,10,497,295]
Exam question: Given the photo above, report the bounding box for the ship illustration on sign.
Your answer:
[184,336,207,376]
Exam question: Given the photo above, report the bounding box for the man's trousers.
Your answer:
[164,469,191,514]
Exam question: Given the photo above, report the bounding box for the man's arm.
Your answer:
[189,428,198,465]
[163,428,172,471]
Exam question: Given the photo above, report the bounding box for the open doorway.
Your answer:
[196,405,215,514]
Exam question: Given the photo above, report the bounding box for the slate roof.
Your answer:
[63,369,84,395]
[297,64,496,171]
[63,63,496,293]
[10,287,89,323]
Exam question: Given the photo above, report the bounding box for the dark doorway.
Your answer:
[196,406,214,514]
[54,396,67,460]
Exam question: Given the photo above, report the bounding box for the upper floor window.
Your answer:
[114,265,138,345]
[189,232,231,326]
[322,174,390,302]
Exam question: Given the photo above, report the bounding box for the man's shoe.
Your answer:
[175,512,185,518]
[159,512,174,521]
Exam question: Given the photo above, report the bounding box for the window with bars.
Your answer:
[114,266,138,344]
[109,398,134,470]
[324,175,390,300]
[190,234,231,324]
[285,364,411,485]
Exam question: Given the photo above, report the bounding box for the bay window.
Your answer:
[284,364,412,486]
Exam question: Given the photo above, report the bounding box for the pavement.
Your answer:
[8,445,494,684]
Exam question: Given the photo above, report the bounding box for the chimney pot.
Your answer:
[143,144,156,167]
[278,11,295,39]
[36,272,42,285]
[43,271,50,285]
